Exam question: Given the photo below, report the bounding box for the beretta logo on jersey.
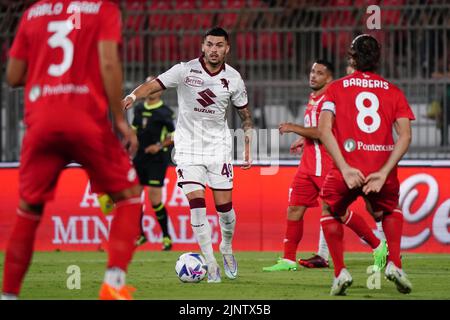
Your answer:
[344,138,356,152]
[184,76,204,87]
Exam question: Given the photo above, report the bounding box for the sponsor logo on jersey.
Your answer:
[184,76,204,87]
[356,141,394,152]
[190,69,202,74]
[29,85,41,102]
[344,138,356,152]
[127,168,137,182]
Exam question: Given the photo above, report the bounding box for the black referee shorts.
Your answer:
[133,158,169,187]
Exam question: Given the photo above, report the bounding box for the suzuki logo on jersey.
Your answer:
[195,89,217,115]
[221,78,230,91]
[344,138,356,152]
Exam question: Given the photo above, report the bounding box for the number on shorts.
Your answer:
[47,20,74,76]
[355,91,381,134]
[221,163,233,178]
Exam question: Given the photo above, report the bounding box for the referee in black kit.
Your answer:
[132,76,175,251]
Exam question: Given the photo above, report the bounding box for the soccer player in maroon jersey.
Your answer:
[263,60,387,272]
[2,1,142,300]
[319,34,415,295]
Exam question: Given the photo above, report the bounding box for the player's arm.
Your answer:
[279,122,319,139]
[318,110,364,189]
[123,79,164,110]
[98,40,137,155]
[6,57,27,87]
[363,117,412,194]
[237,107,254,170]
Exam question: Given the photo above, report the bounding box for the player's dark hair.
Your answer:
[348,34,381,72]
[203,27,229,42]
[314,59,334,76]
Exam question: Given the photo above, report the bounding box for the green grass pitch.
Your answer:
[0,251,449,300]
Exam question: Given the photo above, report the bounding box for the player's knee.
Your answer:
[287,206,305,220]
[215,202,232,213]
[110,184,142,202]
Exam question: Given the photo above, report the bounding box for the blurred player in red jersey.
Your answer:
[263,60,387,272]
[318,34,415,295]
[2,0,142,300]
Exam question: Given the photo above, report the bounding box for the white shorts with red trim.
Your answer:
[176,162,233,194]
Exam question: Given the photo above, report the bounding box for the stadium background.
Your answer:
[0,0,449,254]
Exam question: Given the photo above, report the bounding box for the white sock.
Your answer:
[218,209,236,255]
[191,207,216,264]
[376,221,386,240]
[104,267,126,290]
[1,293,18,300]
[317,225,329,260]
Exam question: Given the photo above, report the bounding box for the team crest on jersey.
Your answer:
[220,78,230,91]
[344,139,356,152]
[177,169,184,179]
[29,85,41,102]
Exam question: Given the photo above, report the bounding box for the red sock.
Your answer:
[107,198,142,272]
[321,216,345,277]
[283,219,303,261]
[343,210,380,249]
[382,209,403,268]
[2,209,41,295]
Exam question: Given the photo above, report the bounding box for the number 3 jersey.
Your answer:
[156,57,248,165]
[321,70,415,176]
[9,1,121,128]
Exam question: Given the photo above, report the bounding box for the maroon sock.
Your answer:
[382,209,403,268]
[343,210,380,249]
[2,209,41,295]
[107,197,142,272]
[321,216,345,277]
[283,219,304,261]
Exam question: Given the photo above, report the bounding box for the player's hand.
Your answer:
[290,136,305,155]
[122,95,134,110]
[115,119,138,156]
[242,135,252,170]
[341,166,365,189]
[363,171,387,194]
[279,122,293,135]
[145,143,161,155]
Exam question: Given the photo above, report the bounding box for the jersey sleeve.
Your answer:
[9,13,28,61]
[98,2,122,43]
[156,63,184,89]
[321,83,338,115]
[395,90,416,121]
[131,105,141,129]
[232,77,248,108]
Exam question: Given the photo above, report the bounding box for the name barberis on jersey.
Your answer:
[343,78,389,90]
[27,1,101,20]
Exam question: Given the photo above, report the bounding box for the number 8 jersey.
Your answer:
[321,70,415,176]
[9,1,122,127]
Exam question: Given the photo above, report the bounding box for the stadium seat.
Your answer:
[151,34,179,62]
[148,0,172,30]
[180,34,202,61]
[236,32,257,60]
[217,0,246,29]
[124,0,146,32]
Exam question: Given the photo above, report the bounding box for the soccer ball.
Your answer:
[175,252,207,283]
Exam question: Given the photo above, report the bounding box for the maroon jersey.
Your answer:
[9,0,122,128]
[321,71,415,176]
[299,92,333,177]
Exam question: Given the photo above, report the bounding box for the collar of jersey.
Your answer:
[144,100,163,110]
[199,56,226,77]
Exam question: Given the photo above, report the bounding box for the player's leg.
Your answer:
[148,186,172,250]
[2,133,67,300]
[320,169,355,295]
[178,165,220,283]
[211,189,238,279]
[263,205,306,271]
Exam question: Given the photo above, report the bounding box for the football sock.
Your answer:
[283,219,303,262]
[104,267,126,290]
[153,203,170,238]
[189,198,215,264]
[321,216,345,277]
[343,210,380,249]
[376,220,386,240]
[317,225,330,260]
[216,203,235,255]
[383,209,403,268]
[107,197,142,272]
[2,209,41,296]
